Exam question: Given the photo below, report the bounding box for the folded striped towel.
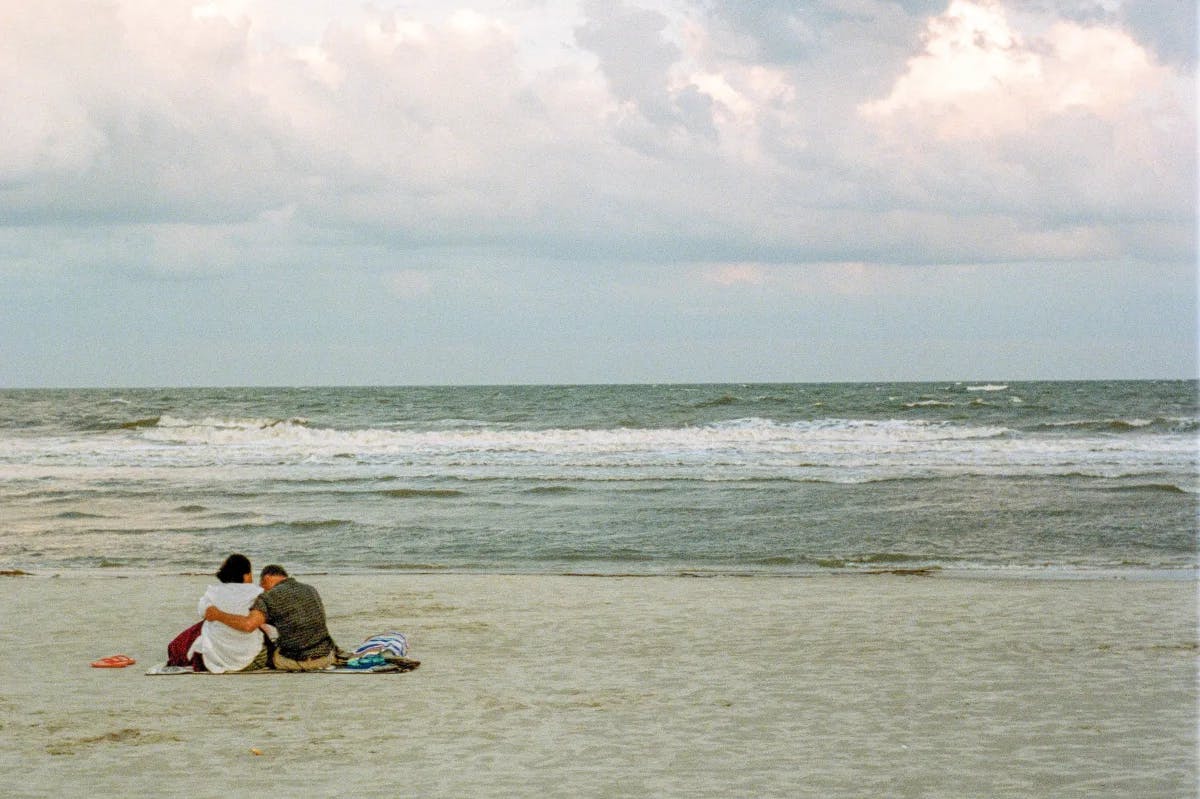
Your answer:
[350,631,409,660]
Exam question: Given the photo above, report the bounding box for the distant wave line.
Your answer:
[379,488,467,498]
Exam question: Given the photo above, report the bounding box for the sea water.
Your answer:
[0,381,1195,574]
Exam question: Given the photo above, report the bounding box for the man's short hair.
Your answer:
[260,564,289,579]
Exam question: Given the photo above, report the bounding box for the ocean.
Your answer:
[0,381,1195,575]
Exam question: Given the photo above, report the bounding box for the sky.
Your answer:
[0,0,1195,387]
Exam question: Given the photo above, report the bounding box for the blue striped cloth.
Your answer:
[350,631,409,660]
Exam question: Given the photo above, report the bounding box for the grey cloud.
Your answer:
[1120,0,1197,65]
[1011,0,1196,65]
[698,0,943,64]
[575,1,680,123]
[573,0,716,141]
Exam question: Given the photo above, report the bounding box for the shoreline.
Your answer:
[3,565,1197,581]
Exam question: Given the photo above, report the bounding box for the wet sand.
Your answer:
[0,573,1194,797]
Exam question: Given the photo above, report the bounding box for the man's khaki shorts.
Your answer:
[271,650,335,671]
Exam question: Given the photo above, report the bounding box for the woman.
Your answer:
[166,554,269,673]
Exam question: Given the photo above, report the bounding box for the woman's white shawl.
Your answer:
[187,582,265,673]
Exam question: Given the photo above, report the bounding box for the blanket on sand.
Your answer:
[145,657,420,675]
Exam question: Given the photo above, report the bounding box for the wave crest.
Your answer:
[1034,417,1198,434]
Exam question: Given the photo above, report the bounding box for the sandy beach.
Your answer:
[0,572,1194,798]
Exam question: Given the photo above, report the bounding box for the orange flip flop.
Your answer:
[91,654,136,668]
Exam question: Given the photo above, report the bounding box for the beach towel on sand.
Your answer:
[145,660,414,675]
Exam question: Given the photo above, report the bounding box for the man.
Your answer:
[204,564,341,671]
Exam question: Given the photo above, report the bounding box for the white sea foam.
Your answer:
[134,415,1014,453]
[1,414,1192,487]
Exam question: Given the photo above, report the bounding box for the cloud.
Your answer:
[0,0,1193,279]
[1119,0,1197,66]
[859,0,1177,138]
[575,1,679,124]
[852,0,1194,259]
[1007,0,1197,67]
[701,263,767,286]
[698,260,923,296]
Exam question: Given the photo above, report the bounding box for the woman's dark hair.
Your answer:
[216,554,252,584]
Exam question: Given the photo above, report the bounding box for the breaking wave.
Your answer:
[129,414,1013,451]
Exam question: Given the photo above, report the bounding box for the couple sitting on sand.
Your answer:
[166,554,344,673]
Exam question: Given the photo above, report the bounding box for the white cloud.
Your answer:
[860,0,1176,139]
[696,260,999,298]
[851,0,1194,256]
[701,263,767,286]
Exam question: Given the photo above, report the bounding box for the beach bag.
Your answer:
[350,631,409,659]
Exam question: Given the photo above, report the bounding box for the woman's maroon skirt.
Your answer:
[166,621,207,671]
